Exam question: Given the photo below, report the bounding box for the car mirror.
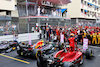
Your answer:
[60,57,64,62]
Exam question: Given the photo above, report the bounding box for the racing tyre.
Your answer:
[37,57,43,67]
[17,50,21,56]
[85,49,93,59]
[58,43,63,50]
[62,62,74,67]
[80,55,84,65]
[0,50,1,53]
[31,49,42,59]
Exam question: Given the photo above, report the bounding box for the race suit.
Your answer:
[92,33,97,44]
[97,34,100,44]
[68,37,75,51]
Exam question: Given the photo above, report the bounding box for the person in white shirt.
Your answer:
[13,34,18,43]
[60,32,64,44]
[50,32,53,41]
[53,34,57,42]
[37,6,41,16]
[39,29,42,39]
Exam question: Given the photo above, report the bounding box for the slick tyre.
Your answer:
[62,62,74,67]
[31,49,42,59]
[17,50,21,56]
[37,58,43,67]
[80,55,84,65]
[58,43,63,50]
[86,49,93,59]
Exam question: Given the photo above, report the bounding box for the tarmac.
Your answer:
[0,39,100,67]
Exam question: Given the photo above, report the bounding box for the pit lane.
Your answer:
[0,40,100,67]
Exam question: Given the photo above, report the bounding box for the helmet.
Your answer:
[22,42,25,45]
[70,33,74,36]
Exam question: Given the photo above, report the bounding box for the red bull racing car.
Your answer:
[17,40,62,59]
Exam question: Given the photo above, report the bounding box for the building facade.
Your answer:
[61,0,100,26]
[0,0,19,35]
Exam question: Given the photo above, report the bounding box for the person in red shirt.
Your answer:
[74,29,78,35]
[56,28,59,36]
[56,27,60,42]
[90,29,94,35]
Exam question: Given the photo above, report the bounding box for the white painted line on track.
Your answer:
[89,46,100,49]
[78,45,100,49]
[1,53,5,55]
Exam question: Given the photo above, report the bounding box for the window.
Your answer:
[84,1,87,5]
[92,0,95,2]
[95,1,97,4]
[81,0,83,4]
[92,12,94,17]
[94,6,97,10]
[84,10,87,14]
[87,2,90,7]
[42,1,46,4]
[90,3,92,8]
[87,11,89,15]
[6,11,11,16]
[90,11,92,15]
[95,12,96,17]
[99,0,100,5]
[88,14,90,17]
[97,7,98,11]
[99,7,100,11]
[81,9,83,13]
[15,5,17,10]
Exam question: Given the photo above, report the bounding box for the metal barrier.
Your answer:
[0,33,39,42]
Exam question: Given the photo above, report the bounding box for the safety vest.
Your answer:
[82,31,86,38]
[97,35,100,38]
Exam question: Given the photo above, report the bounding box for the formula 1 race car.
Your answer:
[0,41,17,53]
[16,40,62,59]
[37,43,94,67]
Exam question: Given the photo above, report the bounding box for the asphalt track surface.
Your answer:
[0,40,100,67]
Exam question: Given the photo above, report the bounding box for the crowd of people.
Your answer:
[39,25,100,45]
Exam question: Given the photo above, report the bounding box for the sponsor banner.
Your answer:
[60,33,64,43]
[29,33,32,45]
[83,38,88,51]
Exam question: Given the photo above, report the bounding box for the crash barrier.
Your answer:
[0,33,39,42]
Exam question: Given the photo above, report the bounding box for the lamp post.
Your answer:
[26,0,29,33]
[3,16,6,35]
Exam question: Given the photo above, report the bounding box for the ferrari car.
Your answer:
[16,40,62,59]
[37,44,94,67]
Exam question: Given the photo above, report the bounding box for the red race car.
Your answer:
[37,44,93,67]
